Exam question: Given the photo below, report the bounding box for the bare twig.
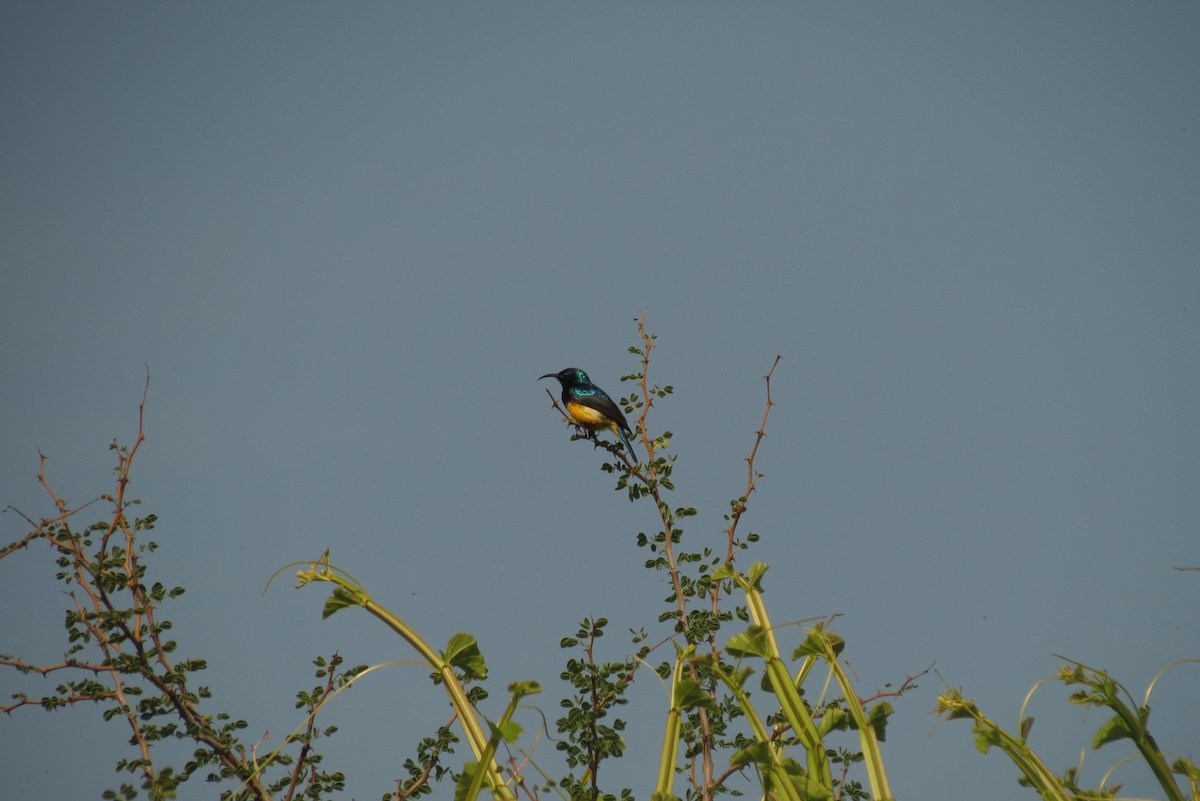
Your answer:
[725,355,781,563]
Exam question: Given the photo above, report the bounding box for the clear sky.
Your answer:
[2,4,1197,800]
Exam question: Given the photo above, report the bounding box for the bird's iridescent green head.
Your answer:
[538,367,590,387]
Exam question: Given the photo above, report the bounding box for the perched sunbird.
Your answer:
[540,367,639,463]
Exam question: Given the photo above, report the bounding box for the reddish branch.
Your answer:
[1,372,276,800]
[724,354,781,564]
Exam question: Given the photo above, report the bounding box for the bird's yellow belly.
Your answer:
[565,401,611,430]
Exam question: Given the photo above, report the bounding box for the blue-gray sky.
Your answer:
[2,4,1197,800]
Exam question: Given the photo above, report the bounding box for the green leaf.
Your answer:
[783,761,835,801]
[711,563,737,582]
[731,665,756,691]
[818,705,849,736]
[507,680,541,699]
[974,724,1002,754]
[868,701,893,741]
[730,740,773,769]
[746,562,769,589]
[726,626,771,659]
[492,720,522,742]
[674,679,718,712]
[454,762,478,801]
[1092,713,1133,748]
[321,586,362,619]
[444,633,488,680]
[792,627,844,660]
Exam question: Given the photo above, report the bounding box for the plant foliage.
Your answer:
[3,323,1193,801]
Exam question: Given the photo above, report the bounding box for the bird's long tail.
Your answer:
[618,426,639,463]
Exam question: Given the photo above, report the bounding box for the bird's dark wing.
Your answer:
[568,386,632,433]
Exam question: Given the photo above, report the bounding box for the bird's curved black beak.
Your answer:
[538,372,558,381]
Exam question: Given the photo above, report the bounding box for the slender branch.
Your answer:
[633,315,688,630]
[394,713,458,801]
[1,692,118,714]
[834,758,852,801]
[283,653,341,801]
[856,664,932,706]
[0,656,112,677]
[4,375,275,801]
[395,754,439,801]
[725,355,781,563]
[628,315,723,800]
[586,624,602,798]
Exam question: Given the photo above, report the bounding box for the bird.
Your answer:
[539,367,639,462]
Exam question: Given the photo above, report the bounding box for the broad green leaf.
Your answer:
[454,762,478,801]
[746,562,769,589]
[491,720,522,743]
[793,626,845,660]
[444,633,488,680]
[674,679,718,712]
[818,705,849,736]
[868,701,893,741]
[321,586,362,619]
[1092,713,1133,748]
[726,626,771,659]
[730,740,773,769]
[779,757,835,801]
[792,630,824,658]
[711,563,737,582]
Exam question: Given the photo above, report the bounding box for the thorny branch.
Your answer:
[725,354,781,564]
[1,372,276,801]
